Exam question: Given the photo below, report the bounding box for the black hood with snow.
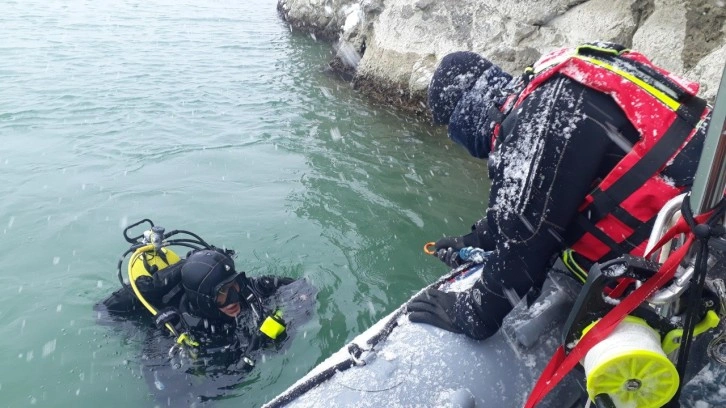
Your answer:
[428,51,513,159]
[428,51,493,125]
[181,249,237,320]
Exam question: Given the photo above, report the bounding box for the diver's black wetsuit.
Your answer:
[414,74,706,340]
[97,260,316,406]
[463,78,645,338]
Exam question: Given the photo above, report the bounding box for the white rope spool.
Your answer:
[582,316,679,408]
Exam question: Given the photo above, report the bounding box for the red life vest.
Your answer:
[501,44,711,264]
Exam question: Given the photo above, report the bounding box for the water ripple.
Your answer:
[0,1,490,407]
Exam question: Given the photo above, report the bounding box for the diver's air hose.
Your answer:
[128,245,169,323]
[117,244,144,287]
[235,287,267,367]
[127,244,199,348]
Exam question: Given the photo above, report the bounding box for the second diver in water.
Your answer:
[97,221,316,404]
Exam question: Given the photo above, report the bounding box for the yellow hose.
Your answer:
[127,244,199,347]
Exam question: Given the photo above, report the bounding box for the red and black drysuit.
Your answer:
[409,43,711,340]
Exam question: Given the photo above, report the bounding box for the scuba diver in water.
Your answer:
[96,219,316,405]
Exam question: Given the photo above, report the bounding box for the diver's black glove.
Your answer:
[407,288,462,334]
[433,236,466,268]
[154,307,182,330]
[251,276,295,297]
[408,283,505,340]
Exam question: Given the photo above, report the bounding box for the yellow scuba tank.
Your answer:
[128,246,181,282]
[122,223,200,351]
[127,243,181,314]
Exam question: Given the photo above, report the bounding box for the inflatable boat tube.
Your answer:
[264,262,589,408]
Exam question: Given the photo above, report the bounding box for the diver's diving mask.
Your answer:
[215,276,242,308]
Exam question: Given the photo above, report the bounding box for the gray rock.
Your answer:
[415,0,434,12]
[278,0,725,110]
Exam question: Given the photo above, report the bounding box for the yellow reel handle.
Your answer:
[662,310,720,354]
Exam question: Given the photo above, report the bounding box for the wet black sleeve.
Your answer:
[250,276,295,297]
[461,218,496,250]
[98,287,142,315]
[470,76,638,328]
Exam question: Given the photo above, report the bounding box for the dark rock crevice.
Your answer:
[683,0,725,69]
[627,0,656,48]
[353,73,429,115]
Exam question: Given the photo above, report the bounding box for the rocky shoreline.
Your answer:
[278,0,725,114]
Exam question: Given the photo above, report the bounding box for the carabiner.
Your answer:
[423,242,436,255]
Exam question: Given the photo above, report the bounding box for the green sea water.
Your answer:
[0,0,490,406]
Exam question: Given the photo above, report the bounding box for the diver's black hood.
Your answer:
[181,250,237,319]
[427,51,513,159]
[428,51,493,125]
[447,64,512,159]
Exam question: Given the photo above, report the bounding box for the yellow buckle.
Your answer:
[662,310,720,354]
[259,311,286,340]
[176,332,200,348]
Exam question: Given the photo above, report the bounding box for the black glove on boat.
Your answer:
[437,248,465,268]
[407,280,512,341]
[408,288,462,334]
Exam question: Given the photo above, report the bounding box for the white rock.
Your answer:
[279,0,725,105]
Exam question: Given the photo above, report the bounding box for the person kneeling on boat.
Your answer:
[408,42,712,340]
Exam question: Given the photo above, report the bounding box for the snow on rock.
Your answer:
[278,0,725,113]
[687,43,726,101]
[342,3,362,32]
[632,0,689,74]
